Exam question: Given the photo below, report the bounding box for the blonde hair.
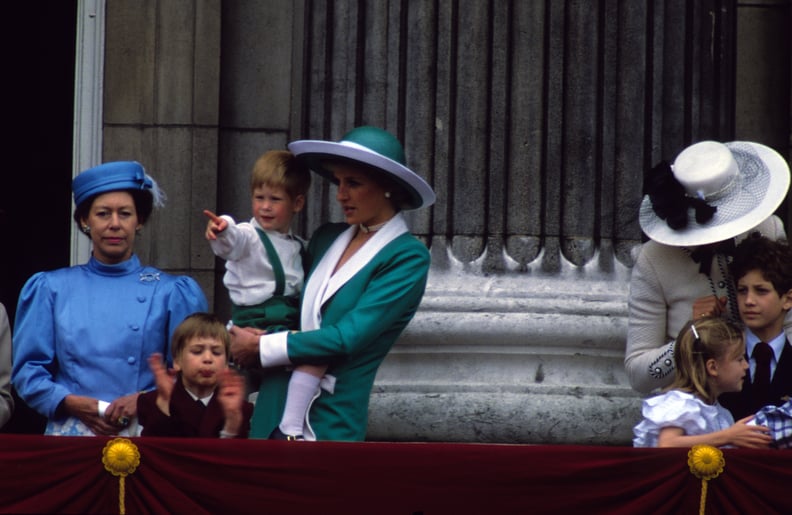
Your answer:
[171,313,231,360]
[251,150,311,199]
[666,316,744,404]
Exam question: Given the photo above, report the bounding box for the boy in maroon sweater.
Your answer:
[138,313,253,438]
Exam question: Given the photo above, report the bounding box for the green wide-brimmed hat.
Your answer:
[288,126,436,210]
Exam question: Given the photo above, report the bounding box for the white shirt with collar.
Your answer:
[209,216,305,306]
[184,386,214,406]
[745,328,786,380]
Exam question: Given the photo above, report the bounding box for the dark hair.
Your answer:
[171,312,230,359]
[729,235,792,295]
[73,188,155,227]
[666,316,744,404]
[321,157,410,211]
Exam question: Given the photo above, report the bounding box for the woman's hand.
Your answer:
[691,295,728,319]
[229,325,264,369]
[203,209,228,240]
[62,394,120,436]
[104,392,141,430]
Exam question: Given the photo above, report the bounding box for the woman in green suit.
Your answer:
[230,126,435,441]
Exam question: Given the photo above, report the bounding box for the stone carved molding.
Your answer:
[366,237,642,444]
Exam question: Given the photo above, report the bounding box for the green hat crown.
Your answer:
[341,126,406,165]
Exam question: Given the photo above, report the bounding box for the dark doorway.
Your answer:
[2,2,76,322]
[1,2,77,434]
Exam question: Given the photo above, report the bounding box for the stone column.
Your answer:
[735,0,792,228]
[101,0,221,302]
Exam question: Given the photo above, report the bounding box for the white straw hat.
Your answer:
[639,141,790,246]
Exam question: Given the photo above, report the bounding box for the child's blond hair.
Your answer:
[251,150,311,200]
[666,316,744,404]
[171,312,231,360]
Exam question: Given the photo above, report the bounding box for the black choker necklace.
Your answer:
[359,220,388,233]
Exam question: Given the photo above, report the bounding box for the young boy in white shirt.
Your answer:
[205,150,323,439]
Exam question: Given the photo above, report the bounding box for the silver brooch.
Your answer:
[139,272,161,282]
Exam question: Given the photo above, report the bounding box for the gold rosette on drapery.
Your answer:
[687,444,724,515]
[102,438,141,514]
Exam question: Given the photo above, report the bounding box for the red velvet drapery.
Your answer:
[0,435,789,514]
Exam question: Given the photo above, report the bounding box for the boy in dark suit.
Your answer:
[721,236,792,420]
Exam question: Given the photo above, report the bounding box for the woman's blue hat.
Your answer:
[72,161,165,208]
[288,126,436,210]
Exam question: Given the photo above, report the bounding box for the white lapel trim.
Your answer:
[301,227,354,331]
[301,213,409,331]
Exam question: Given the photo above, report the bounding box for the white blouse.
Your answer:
[633,390,734,447]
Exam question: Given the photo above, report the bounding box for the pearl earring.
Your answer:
[385,192,391,198]
[82,225,90,234]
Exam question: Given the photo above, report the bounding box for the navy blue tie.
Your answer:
[752,342,773,398]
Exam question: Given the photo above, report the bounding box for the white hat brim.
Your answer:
[639,142,790,246]
[288,139,436,210]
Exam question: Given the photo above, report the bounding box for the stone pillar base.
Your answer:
[367,263,642,445]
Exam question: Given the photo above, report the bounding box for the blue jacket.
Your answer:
[12,255,208,420]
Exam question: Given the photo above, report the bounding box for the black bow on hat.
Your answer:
[644,161,717,231]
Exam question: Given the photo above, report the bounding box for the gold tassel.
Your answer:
[102,438,141,515]
[687,444,725,515]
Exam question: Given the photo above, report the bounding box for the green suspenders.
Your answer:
[231,229,303,331]
[255,229,285,296]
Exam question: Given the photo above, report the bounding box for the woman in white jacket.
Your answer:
[625,140,790,394]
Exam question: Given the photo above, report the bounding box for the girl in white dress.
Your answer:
[633,316,773,448]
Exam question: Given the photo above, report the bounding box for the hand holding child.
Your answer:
[229,325,266,369]
[691,295,728,320]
